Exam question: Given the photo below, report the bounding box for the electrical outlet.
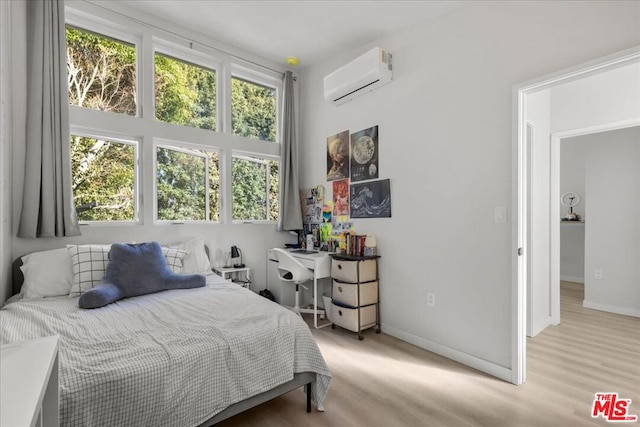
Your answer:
[427,292,436,307]
[594,269,603,280]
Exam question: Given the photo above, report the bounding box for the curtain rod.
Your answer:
[81,0,285,77]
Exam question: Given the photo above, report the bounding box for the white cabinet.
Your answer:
[1,336,60,427]
[329,255,381,340]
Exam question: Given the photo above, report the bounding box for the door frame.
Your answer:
[511,46,640,385]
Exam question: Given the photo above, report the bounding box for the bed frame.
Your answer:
[10,254,316,425]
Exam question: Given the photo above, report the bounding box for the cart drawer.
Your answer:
[331,302,376,332]
[332,280,378,307]
[331,259,376,283]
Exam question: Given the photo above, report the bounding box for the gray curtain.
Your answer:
[277,71,302,231]
[18,0,80,238]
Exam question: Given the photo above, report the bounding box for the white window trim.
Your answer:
[70,129,140,225]
[153,140,221,224]
[231,152,279,224]
[230,63,282,144]
[153,38,223,131]
[66,8,143,119]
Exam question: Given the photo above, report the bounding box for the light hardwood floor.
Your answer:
[218,282,639,426]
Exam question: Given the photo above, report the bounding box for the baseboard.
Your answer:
[560,275,584,284]
[382,324,513,383]
[583,300,640,318]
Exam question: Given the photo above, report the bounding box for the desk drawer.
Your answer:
[331,303,376,332]
[332,280,378,307]
[331,259,376,283]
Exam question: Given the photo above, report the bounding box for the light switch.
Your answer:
[494,207,507,224]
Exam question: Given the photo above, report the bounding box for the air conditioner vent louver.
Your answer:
[332,79,381,103]
[324,47,392,106]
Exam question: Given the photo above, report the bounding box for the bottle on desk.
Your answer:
[306,234,314,250]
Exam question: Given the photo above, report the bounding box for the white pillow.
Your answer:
[20,248,74,298]
[170,238,212,275]
[67,244,111,296]
[161,247,188,273]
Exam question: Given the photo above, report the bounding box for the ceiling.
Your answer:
[109,1,468,68]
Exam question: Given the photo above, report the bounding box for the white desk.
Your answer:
[1,336,60,427]
[267,248,332,329]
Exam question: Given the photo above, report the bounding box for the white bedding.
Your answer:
[0,275,331,427]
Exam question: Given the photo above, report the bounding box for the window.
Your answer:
[155,53,217,130]
[66,6,284,226]
[231,77,276,142]
[71,135,137,222]
[156,145,220,221]
[232,155,279,221]
[66,26,137,115]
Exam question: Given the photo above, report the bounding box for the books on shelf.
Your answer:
[344,234,367,256]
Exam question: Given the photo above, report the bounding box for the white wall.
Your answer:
[580,127,640,317]
[560,141,587,283]
[298,1,640,378]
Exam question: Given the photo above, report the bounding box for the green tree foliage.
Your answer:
[232,78,276,142]
[71,136,135,221]
[156,147,220,221]
[233,157,267,220]
[268,160,279,221]
[155,54,216,130]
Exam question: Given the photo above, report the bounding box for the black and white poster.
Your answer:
[349,178,391,218]
[350,125,379,182]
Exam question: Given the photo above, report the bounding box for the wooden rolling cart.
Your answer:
[328,253,381,340]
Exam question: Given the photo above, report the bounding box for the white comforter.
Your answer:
[0,275,331,427]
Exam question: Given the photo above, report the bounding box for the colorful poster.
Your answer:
[326,130,350,181]
[349,178,391,218]
[332,179,350,216]
[350,125,379,182]
[322,201,333,223]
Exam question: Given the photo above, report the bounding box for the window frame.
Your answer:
[153,39,222,131]
[230,63,281,144]
[153,139,221,224]
[231,151,280,224]
[66,9,142,118]
[69,128,140,225]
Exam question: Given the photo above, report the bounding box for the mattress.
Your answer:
[0,275,331,426]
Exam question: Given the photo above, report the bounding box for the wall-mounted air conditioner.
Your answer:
[323,47,393,106]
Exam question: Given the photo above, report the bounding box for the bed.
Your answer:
[1,245,331,426]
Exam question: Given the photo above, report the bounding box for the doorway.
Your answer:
[512,46,640,385]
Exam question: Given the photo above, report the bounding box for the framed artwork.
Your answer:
[349,178,391,218]
[332,179,350,216]
[350,125,379,182]
[326,130,350,181]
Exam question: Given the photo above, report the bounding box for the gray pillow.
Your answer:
[79,241,205,309]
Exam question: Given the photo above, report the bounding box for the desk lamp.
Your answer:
[230,246,245,268]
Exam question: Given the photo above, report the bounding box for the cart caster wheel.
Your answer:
[358,335,364,341]
[375,327,381,334]
[331,324,336,329]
